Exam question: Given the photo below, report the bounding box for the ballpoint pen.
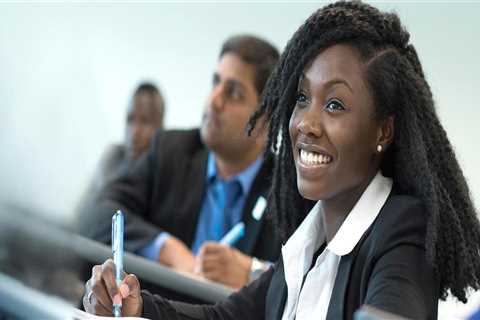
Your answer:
[220,222,245,246]
[112,210,124,317]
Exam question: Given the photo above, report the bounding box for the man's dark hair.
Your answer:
[249,1,480,303]
[220,35,280,97]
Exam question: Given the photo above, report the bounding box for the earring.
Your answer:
[377,145,383,153]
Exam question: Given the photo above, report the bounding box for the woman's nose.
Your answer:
[298,108,324,138]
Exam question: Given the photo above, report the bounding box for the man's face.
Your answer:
[200,53,261,158]
[125,92,163,160]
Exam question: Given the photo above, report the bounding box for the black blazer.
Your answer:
[80,129,280,262]
[140,193,439,320]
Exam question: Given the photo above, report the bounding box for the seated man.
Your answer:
[80,35,280,290]
[82,82,165,196]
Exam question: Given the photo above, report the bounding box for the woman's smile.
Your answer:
[295,141,335,179]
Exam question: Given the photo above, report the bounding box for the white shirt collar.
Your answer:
[281,171,393,320]
[282,171,393,260]
[327,171,393,256]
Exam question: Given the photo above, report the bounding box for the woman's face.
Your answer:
[289,44,383,201]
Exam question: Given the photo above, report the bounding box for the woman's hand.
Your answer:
[83,259,143,317]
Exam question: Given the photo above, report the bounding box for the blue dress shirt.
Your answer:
[138,153,263,260]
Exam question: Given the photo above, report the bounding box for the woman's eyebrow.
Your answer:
[324,78,354,93]
[298,73,353,93]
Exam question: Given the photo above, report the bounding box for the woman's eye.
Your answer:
[295,92,309,107]
[325,99,345,112]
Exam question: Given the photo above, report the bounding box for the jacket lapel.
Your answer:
[234,159,271,254]
[180,147,209,246]
[326,225,373,320]
[266,258,288,320]
[235,195,267,254]
[326,252,354,319]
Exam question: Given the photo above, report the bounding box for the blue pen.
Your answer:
[112,210,124,317]
[220,222,245,246]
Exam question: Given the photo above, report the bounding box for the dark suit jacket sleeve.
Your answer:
[78,132,163,252]
[141,265,274,320]
[364,199,438,319]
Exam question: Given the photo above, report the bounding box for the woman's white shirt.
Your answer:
[281,171,393,320]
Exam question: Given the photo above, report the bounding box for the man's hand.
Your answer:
[83,259,142,317]
[196,242,252,289]
[158,236,196,273]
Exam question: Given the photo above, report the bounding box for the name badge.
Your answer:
[252,196,267,221]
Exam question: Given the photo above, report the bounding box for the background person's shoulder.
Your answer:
[154,128,203,154]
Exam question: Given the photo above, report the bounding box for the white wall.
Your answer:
[0,2,479,225]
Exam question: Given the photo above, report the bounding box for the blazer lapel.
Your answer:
[326,252,354,320]
[234,157,271,254]
[235,194,267,254]
[266,258,288,320]
[326,254,353,319]
[179,147,209,246]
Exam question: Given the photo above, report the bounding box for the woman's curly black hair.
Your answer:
[249,0,480,303]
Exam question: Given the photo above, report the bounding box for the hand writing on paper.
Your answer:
[196,242,252,289]
[83,259,142,317]
[158,236,196,273]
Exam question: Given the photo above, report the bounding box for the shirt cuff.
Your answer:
[136,232,171,261]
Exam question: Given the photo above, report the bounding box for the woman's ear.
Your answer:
[376,116,394,152]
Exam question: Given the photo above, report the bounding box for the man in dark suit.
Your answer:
[80,35,280,289]
[76,83,165,217]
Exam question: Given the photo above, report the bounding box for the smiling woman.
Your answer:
[251,0,480,308]
[289,44,389,214]
[83,2,480,319]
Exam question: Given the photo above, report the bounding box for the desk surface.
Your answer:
[69,232,234,302]
[0,211,234,304]
[0,272,75,320]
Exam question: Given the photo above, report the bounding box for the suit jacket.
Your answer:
[80,129,280,262]
[140,193,440,320]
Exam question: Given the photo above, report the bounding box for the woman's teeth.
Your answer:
[300,149,332,165]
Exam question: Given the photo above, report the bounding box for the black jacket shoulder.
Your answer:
[368,194,427,256]
[152,128,204,158]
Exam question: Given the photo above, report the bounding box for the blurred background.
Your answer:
[0,2,479,318]
[0,2,478,227]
